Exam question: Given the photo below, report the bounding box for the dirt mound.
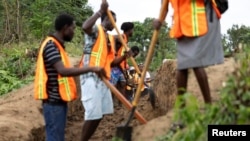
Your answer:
[152,59,177,114]
[0,84,43,141]
[131,59,178,141]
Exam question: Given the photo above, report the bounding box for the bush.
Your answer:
[0,42,37,95]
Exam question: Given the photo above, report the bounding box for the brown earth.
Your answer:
[0,57,235,141]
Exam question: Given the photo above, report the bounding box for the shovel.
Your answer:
[101,78,144,141]
[114,0,170,140]
[106,8,141,74]
[101,78,147,124]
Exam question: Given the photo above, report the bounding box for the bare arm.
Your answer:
[111,55,126,67]
[82,12,102,35]
[82,1,108,35]
[111,50,133,67]
[153,0,169,30]
[53,61,100,77]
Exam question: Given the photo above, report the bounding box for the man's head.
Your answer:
[55,13,76,42]
[138,63,144,71]
[101,10,116,31]
[131,46,140,57]
[121,22,134,37]
[129,66,136,75]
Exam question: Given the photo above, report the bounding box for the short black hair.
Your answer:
[101,10,116,22]
[121,22,134,32]
[131,46,139,53]
[55,13,74,31]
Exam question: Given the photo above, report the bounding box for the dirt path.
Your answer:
[0,57,235,141]
[0,84,43,141]
[188,57,235,103]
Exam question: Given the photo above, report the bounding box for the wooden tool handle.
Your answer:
[102,78,147,124]
[132,0,169,106]
[100,0,146,124]
[106,10,141,74]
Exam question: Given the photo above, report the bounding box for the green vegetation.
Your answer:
[0,43,35,95]
[0,0,92,42]
[128,18,176,71]
[0,0,89,95]
[156,44,250,141]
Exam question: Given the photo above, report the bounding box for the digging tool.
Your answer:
[105,0,156,110]
[101,78,147,124]
[106,9,141,74]
[115,0,170,140]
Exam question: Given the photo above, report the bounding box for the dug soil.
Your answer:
[0,57,235,141]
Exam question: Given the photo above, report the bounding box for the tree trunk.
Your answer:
[2,0,11,44]
[16,0,20,42]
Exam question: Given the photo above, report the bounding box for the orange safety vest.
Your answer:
[126,72,134,90]
[34,37,77,101]
[134,73,151,91]
[117,34,128,70]
[126,73,146,91]
[80,25,115,79]
[134,73,145,91]
[169,0,221,38]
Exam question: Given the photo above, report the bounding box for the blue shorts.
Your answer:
[110,67,126,85]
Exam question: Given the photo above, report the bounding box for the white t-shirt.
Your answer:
[144,72,151,88]
[145,72,151,80]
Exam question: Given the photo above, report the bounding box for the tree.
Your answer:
[128,18,176,71]
[226,24,250,52]
[0,0,93,43]
[221,33,233,57]
[24,0,93,39]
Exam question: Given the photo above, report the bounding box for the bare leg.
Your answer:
[176,69,188,107]
[172,69,189,128]
[80,119,102,141]
[177,69,188,95]
[112,81,126,106]
[119,81,127,99]
[193,67,211,104]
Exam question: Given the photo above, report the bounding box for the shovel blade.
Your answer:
[115,126,133,141]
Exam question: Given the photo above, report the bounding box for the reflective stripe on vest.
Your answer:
[79,25,115,79]
[34,37,77,101]
[117,34,128,70]
[170,0,208,38]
